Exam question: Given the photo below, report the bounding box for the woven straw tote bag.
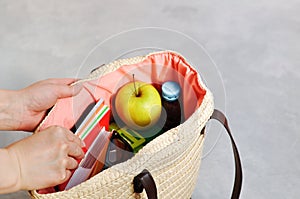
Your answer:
[29,51,242,199]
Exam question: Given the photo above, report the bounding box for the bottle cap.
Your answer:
[162,81,181,102]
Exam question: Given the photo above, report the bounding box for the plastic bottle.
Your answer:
[161,81,182,131]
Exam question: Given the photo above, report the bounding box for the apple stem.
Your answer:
[133,74,139,97]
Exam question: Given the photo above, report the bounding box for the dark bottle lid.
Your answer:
[162,81,181,102]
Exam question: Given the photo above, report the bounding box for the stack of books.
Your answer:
[75,98,110,149]
[58,98,112,191]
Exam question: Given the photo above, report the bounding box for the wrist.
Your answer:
[0,90,23,130]
[0,148,22,194]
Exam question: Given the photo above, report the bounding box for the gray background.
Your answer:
[0,0,299,198]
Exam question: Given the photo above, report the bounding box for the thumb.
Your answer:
[55,83,83,99]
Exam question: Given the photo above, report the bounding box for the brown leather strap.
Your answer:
[210,109,243,199]
[133,169,158,199]
[132,110,242,199]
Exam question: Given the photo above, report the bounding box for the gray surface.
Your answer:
[0,1,299,198]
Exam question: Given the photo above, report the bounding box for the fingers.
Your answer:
[7,125,86,191]
[56,127,85,159]
[41,78,79,85]
[64,128,84,147]
[36,78,83,99]
[57,169,73,184]
[64,157,79,170]
[54,83,83,99]
[47,126,85,159]
[66,141,85,160]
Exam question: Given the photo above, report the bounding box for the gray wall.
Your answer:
[1,1,299,198]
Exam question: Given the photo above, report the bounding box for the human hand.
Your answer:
[4,126,85,192]
[9,78,82,131]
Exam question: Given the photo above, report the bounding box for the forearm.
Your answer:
[0,90,22,130]
[0,90,24,193]
[0,148,21,194]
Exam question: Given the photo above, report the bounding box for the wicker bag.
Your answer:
[29,51,242,199]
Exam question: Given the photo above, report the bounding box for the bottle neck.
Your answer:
[162,96,178,102]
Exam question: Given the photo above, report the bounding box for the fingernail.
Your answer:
[81,139,86,148]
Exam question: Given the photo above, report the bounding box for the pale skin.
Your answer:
[0,78,85,194]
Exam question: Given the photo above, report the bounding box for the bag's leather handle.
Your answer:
[90,64,105,74]
[133,169,158,199]
[210,109,243,199]
[132,110,242,199]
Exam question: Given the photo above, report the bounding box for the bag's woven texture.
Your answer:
[29,51,214,199]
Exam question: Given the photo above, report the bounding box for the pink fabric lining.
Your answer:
[38,51,207,133]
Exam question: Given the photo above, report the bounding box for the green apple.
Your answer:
[114,81,162,130]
